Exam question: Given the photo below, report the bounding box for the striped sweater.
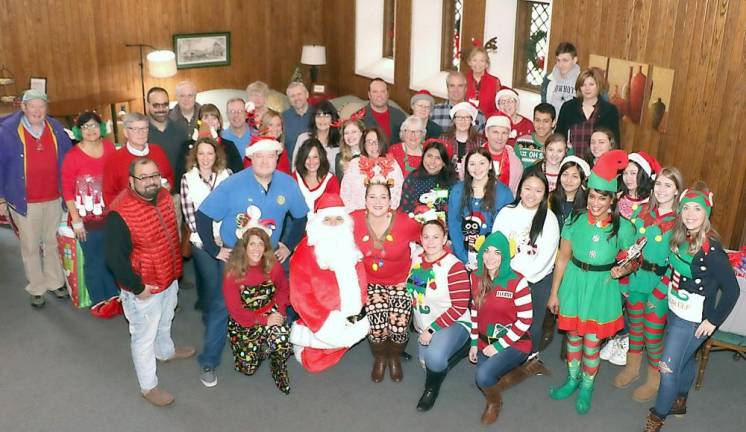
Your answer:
[470,272,533,354]
[407,252,471,333]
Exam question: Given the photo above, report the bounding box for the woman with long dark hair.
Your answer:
[546,150,635,414]
[292,101,340,173]
[447,148,513,270]
[492,166,560,375]
[549,156,590,232]
[400,141,457,218]
[293,138,340,216]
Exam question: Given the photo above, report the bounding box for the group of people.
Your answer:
[0,41,740,432]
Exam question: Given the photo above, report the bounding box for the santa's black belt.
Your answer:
[347,308,367,324]
[640,259,668,276]
[478,333,527,345]
[571,256,615,272]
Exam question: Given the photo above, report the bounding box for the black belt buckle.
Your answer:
[347,308,367,324]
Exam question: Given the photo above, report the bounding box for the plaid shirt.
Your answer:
[567,110,597,162]
[431,102,486,133]
[179,169,232,233]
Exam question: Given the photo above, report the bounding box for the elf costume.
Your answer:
[550,150,635,414]
[613,199,676,401]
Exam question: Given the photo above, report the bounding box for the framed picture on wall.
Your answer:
[29,76,47,94]
[173,32,230,69]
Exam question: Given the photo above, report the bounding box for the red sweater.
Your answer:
[351,209,420,285]
[102,144,174,204]
[23,124,60,202]
[466,72,501,116]
[469,272,533,353]
[223,261,289,328]
[61,140,117,223]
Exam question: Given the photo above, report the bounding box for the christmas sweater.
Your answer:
[626,204,676,295]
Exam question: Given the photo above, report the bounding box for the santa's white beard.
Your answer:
[306,212,362,272]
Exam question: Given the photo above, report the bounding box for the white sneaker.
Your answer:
[599,337,617,361]
[608,335,629,366]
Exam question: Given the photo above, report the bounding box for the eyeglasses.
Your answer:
[453,115,472,121]
[80,123,99,130]
[364,139,379,145]
[126,127,149,133]
[315,112,332,119]
[344,129,362,135]
[498,99,518,105]
[227,110,245,115]
[130,173,162,182]
[150,103,169,109]
[404,129,424,134]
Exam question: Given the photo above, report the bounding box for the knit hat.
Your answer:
[449,101,479,125]
[588,150,628,192]
[628,151,661,179]
[560,155,591,177]
[245,135,283,158]
[485,114,511,131]
[22,89,48,103]
[410,90,435,108]
[475,231,517,287]
[678,189,714,217]
[495,87,519,107]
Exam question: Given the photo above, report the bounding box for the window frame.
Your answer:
[355,0,396,84]
[512,0,551,93]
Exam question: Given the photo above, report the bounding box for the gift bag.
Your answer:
[57,226,92,309]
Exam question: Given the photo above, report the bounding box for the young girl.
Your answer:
[336,118,364,182]
[613,167,682,402]
[465,46,501,116]
[643,185,740,432]
[617,151,659,219]
[589,128,616,166]
[468,231,533,425]
[223,228,292,394]
[549,156,590,232]
[447,148,514,270]
[547,150,635,414]
[540,133,570,192]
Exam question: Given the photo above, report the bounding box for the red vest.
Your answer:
[110,187,182,293]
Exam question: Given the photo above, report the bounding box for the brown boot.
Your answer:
[142,387,174,407]
[480,384,503,425]
[633,366,660,402]
[495,364,531,392]
[643,408,665,432]
[522,357,551,376]
[670,395,687,417]
[539,313,556,351]
[387,340,406,382]
[613,352,642,388]
[369,340,387,383]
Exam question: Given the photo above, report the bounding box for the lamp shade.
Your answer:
[147,50,177,78]
[300,45,326,66]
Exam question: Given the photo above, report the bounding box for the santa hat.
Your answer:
[245,135,283,158]
[560,155,591,177]
[410,90,435,108]
[485,114,511,131]
[679,188,714,217]
[495,87,520,106]
[408,203,446,225]
[467,211,487,229]
[628,151,661,179]
[588,150,628,192]
[235,205,277,239]
[191,120,218,141]
[449,101,479,125]
[314,193,346,217]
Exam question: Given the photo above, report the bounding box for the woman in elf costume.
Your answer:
[468,231,533,425]
[613,167,683,401]
[546,150,636,414]
[643,186,740,432]
[407,220,471,412]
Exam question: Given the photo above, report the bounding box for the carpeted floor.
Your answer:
[0,226,744,432]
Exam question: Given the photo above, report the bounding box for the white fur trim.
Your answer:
[246,139,283,157]
[485,115,511,131]
[290,314,369,348]
[449,102,478,125]
[560,155,591,177]
[628,153,652,177]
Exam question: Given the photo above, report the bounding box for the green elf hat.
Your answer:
[678,188,714,217]
[475,231,516,287]
[588,150,629,192]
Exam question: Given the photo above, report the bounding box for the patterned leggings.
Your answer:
[625,291,668,367]
[366,283,411,344]
[227,319,292,394]
[566,331,601,389]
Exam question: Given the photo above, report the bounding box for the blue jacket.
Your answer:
[447,180,513,263]
[0,111,72,215]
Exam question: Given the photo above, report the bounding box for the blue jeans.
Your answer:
[529,272,553,353]
[80,227,119,305]
[121,281,178,392]
[475,346,528,388]
[192,246,228,370]
[417,324,470,372]
[653,312,707,418]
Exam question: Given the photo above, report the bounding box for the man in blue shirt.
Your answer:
[220,98,252,158]
[282,82,311,158]
[196,137,308,263]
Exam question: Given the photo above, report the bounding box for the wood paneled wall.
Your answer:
[0,0,323,114]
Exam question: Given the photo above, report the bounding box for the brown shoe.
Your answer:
[496,364,532,392]
[387,340,407,382]
[522,357,551,377]
[369,340,387,383]
[613,352,642,389]
[142,387,174,407]
[162,346,196,362]
[480,384,503,425]
[633,366,660,402]
[643,408,665,432]
[670,395,687,417]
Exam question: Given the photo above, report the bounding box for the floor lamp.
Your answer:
[125,44,177,110]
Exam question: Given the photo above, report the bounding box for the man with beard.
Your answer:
[289,193,370,372]
[105,157,195,407]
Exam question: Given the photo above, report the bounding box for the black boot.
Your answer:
[416,368,448,412]
[447,342,470,371]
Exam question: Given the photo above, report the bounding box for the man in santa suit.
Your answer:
[289,193,370,372]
